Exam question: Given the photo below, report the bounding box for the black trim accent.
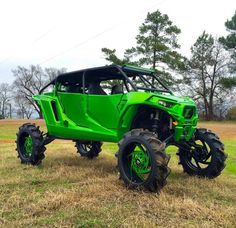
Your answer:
[82,71,86,94]
[39,82,52,94]
[43,135,55,145]
[51,101,59,121]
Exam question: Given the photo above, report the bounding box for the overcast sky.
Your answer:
[0,0,235,83]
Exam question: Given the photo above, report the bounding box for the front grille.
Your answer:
[183,106,195,119]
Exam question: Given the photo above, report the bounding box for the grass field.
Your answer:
[0,120,236,227]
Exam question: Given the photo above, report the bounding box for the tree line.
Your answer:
[0,10,236,120]
[102,10,236,120]
[0,66,66,119]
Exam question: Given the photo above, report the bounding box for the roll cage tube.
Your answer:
[152,73,173,94]
[119,66,173,94]
[39,82,54,94]
[136,87,172,93]
[39,65,172,95]
[82,67,135,94]
[115,66,138,92]
[136,74,171,93]
[82,70,86,94]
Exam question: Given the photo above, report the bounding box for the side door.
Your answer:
[57,83,88,127]
[86,80,124,129]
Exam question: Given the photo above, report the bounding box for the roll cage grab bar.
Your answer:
[39,65,172,95]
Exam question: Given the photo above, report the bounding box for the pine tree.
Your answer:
[102,10,186,86]
[219,11,236,87]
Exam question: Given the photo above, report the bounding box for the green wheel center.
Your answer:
[130,145,151,180]
[24,136,33,157]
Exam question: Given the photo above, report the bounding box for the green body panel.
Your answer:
[33,90,198,143]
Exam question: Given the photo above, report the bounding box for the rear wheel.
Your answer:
[16,123,46,165]
[118,129,170,192]
[178,128,227,178]
[75,141,102,159]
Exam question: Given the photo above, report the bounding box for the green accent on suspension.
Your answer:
[24,136,33,157]
[131,145,151,180]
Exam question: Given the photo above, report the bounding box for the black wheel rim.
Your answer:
[185,139,212,170]
[80,143,93,153]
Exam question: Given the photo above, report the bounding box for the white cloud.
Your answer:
[0,0,235,83]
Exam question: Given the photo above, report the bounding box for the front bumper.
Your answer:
[174,124,197,141]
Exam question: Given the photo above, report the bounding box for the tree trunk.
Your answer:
[208,106,214,120]
[9,103,12,118]
[2,102,5,119]
[152,52,156,86]
[208,95,214,120]
[203,97,209,120]
[31,100,43,119]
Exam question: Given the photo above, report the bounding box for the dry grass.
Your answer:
[198,121,236,140]
[0,120,236,227]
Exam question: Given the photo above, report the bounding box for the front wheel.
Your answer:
[178,128,227,178]
[16,123,46,165]
[117,129,170,192]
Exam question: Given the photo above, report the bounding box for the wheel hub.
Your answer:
[193,147,208,162]
[136,159,141,166]
[130,145,151,180]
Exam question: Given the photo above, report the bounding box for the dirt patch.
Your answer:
[0,119,45,126]
[1,120,236,140]
[0,140,14,144]
[198,122,236,140]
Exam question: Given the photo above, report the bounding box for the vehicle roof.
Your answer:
[51,64,155,84]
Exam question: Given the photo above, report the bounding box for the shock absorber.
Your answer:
[152,110,159,134]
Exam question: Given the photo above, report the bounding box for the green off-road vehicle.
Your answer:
[16,65,227,192]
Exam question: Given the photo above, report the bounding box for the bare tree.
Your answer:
[12,65,66,118]
[184,32,231,120]
[45,67,66,81]
[14,95,34,119]
[0,83,12,119]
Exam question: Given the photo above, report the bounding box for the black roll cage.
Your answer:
[39,65,172,95]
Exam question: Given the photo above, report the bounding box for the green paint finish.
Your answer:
[57,92,88,126]
[32,65,198,143]
[87,94,123,129]
[33,90,197,142]
[130,145,151,180]
[24,136,33,157]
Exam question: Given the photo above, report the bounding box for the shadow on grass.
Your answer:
[45,154,117,174]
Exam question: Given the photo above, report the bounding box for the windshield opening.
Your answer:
[126,73,171,94]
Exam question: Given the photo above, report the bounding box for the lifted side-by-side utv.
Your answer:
[16,65,227,192]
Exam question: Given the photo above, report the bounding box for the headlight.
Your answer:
[183,106,195,119]
[158,100,173,108]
